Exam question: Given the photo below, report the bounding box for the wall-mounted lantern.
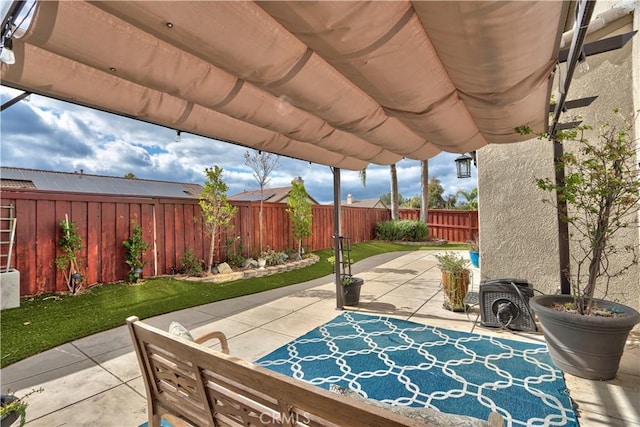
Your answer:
[455,152,476,178]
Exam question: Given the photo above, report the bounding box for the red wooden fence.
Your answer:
[0,189,477,296]
[399,208,479,242]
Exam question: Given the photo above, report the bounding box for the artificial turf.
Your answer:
[0,242,466,367]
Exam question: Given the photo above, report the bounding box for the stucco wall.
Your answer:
[478,3,639,311]
[477,138,560,292]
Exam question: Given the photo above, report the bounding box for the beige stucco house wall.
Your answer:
[477,1,639,312]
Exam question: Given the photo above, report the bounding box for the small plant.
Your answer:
[55,217,83,294]
[326,256,356,287]
[435,252,470,273]
[225,237,246,268]
[468,236,479,252]
[123,220,151,283]
[180,249,204,276]
[1,388,43,427]
[435,252,470,312]
[260,247,288,266]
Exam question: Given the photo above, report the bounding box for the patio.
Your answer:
[1,250,637,426]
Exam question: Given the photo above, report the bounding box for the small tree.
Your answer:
[244,150,279,254]
[519,109,640,315]
[123,220,150,283]
[200,166,238,274]
[55,216,83,293]
[286,177,312,258]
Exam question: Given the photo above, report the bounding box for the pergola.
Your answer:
[3,1,614,307]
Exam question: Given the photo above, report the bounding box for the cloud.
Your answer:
[1,88,477,204]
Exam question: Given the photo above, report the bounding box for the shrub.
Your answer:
[260,247,288,266]
[225,237,246,267]
[375,220,428,242]
[180,249,204,276]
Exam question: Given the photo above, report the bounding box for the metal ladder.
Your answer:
[0,205,17,272]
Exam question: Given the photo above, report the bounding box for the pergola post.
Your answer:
[332,167,343,310]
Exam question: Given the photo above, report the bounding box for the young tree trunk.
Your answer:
[259,187,264,254]
[208,225,217,274]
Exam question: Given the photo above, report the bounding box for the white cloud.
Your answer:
[1,88,478,204]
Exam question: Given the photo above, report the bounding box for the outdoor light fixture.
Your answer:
[455,151,476,179]
[175,130,181,142]
[0,36,15,64]
[0,0,31,65]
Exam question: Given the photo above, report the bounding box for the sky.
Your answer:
[0,86,477,204]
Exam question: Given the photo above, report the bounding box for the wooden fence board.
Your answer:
[100,203,117,283]
[37,199,56,294]
[2,190,477,296]
[87,202,101,285]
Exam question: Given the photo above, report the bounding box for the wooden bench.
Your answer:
[127,316,503,427]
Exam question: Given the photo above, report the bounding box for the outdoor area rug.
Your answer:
[257,312,578,426]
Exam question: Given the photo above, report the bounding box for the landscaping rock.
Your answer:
[217,263,233,274]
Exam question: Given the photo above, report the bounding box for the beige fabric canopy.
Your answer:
[1,1,570,170]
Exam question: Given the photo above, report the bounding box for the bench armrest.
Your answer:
[194,330,229,354]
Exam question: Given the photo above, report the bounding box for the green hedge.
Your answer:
[375,220,428,242]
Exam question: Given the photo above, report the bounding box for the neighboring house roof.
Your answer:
[0,167,203,198]
[331,194,386,208]
[230,186,319,204]
[344,198,386,209]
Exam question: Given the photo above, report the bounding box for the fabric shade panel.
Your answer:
[1,1,570,170]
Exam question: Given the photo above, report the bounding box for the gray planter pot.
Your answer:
[530,295,640,380]
[1,394,19,427]
[343,277,364,306]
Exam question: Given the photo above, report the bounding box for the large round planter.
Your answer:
[530,295,640,380]
[441,270,470,312]
[343,277,364,306]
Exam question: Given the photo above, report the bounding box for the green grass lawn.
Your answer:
[0,242,466,367]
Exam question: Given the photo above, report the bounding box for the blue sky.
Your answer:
[0,86,477,204]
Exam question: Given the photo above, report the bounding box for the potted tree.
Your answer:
[123,220,151,283]
[523,111,640,380]
[435,252,470,312]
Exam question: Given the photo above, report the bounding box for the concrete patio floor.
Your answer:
[1,251,638,426]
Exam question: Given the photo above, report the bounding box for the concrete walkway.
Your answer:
[1,251,638,426]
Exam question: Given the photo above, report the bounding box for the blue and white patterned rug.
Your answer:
[257,312,578,426]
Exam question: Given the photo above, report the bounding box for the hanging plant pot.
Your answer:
[530,295,640,380]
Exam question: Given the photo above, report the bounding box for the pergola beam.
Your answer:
[548,96,597,113]
[558,31,637,63]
